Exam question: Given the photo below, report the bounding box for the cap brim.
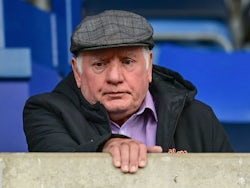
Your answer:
[73,43,153,54]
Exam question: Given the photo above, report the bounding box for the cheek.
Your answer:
[130,72,150,95]
[80,74,103,103]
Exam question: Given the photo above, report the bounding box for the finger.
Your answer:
[138,143,147,168]
[176,150,184,153]
[147,146,163,153]
[129,142,140,173]
[110,145,121,168]
[168,148,176,153]
[168,148,174,153]
[120,142,130,173]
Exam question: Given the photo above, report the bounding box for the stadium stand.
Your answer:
[0,0,249,152]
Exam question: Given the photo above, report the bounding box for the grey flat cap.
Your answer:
[70,10,154,54]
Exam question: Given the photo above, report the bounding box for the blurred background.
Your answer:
[0,0,250,152]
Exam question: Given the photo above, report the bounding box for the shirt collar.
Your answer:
[136,91,158,122]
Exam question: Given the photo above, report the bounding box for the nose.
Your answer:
[106,60,124,85]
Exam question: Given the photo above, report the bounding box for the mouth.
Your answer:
[103,91,129,99]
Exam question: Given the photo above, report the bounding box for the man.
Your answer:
[23,10,233,174]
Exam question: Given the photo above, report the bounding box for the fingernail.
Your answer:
[130,165,138,173]
[139,160,146,167]
[114,160,121,167]
[122,165,129,172]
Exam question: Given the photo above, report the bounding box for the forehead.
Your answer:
[81,46,144,58]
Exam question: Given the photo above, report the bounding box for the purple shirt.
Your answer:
[110,91,158,146]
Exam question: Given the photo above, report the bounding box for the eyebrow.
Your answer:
[120,50,138,58]
[89,55,107,61]
[88,48,140,60]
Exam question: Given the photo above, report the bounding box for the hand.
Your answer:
[102,138,162,173]
[168,148,188,153]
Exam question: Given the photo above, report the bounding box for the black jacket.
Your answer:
[23,65,233,152]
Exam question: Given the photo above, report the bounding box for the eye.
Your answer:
[92,62,106,73]
[122,59,135,71]
[95,62,104,67]
[123,59,132,65]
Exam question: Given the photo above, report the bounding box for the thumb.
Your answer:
[147,145,163,153]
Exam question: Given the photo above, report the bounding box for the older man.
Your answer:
[23,10,233,174]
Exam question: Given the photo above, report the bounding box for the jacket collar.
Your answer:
[150,65,197,151]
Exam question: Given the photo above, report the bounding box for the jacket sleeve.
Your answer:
[210,110,234,152]
[23,94,111,152]
[193,101,234,152]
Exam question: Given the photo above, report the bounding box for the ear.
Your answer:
[147,52,153,83]
[71,57,81,88]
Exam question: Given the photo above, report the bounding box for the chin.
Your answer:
[104,102,131,113]
[106,105,129,113]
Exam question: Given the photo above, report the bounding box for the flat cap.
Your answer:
[70,10,154,54]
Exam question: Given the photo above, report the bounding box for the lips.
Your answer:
[103,91,129,98]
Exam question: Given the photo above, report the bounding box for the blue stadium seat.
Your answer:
[0,0,64,151]
[223,123,250,152]
[4,0,55,69]
[0,81,29,151]
[83,0,229,20]
[0,48,31,78]
[149,19,234,51]
[157,43,250,122]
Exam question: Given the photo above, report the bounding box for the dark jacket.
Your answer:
[23,65,233,152]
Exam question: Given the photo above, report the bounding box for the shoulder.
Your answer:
[179,99,219,136]
[178,99,225,144]
[24,92,79,115]
[25,92,68,106]
[182,99,218,123]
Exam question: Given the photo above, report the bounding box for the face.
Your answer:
[72,46,153,125]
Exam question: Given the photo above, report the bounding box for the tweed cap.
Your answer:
[70,10,154,54]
